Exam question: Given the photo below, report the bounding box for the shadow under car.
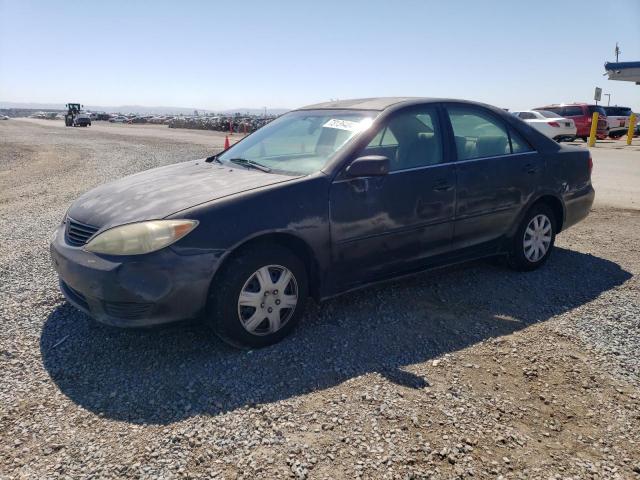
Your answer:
[40,247,631,425]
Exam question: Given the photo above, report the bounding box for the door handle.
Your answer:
[433,180,453,192]
[523,164,538,174]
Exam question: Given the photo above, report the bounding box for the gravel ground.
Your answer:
[1,120,639,479]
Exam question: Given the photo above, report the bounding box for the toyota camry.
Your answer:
[50,97,594,347]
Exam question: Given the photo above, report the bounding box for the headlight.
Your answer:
[84,220,198,255]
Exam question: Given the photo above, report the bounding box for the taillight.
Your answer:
[548,122,560,127]
[588,155,593,176]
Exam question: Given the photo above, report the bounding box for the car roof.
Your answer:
[539,103,605,108]
[296,97,490,111]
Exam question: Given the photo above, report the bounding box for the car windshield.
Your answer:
[538,110,561,119]
[217,109,378,175]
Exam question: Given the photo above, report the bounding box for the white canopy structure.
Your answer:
[605,61,640,84]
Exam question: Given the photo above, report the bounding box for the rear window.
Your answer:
[604,107,632,116]
[587,106,607,116]
[537,107,563,116]
[538,110,560,119]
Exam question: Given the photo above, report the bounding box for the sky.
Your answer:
[1,0,639,112]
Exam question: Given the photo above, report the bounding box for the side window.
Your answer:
[509,128,534,154]
[447,106,511,160]
[362,108,443,171]
[368,127,398,147]
[519,112,536,120]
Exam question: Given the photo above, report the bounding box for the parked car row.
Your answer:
[100,113,275,133]
[167,115,276,133]
[513,103,636,142]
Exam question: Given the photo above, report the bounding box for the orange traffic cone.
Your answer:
[224,135,230,149]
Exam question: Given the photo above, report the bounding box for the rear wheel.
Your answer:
[581,136,588,142]
[508,204,556,271]
[205,244,308,348]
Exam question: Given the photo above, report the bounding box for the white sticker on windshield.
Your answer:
[323,118,363,131]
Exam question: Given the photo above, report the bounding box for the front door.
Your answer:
[328,105,456,290]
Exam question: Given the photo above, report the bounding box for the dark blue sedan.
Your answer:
[50,97,595,347]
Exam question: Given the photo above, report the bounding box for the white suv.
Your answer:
[603,106,633,139]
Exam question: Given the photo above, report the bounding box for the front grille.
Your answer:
[60,280,90,312]
[65,217,99,247]
[103,301,153,320]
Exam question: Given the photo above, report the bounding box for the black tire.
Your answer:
[508,203,556,271]
[204,244,308,348]
[581,136,588,142]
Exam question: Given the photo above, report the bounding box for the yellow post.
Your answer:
[627,113,637,146]
[588,112,599,147]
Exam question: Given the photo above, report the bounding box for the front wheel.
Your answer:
[508,204,556,271]
[204,244,308,348]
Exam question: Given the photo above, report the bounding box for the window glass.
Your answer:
[537,107,562,116]
[362,108,442,171]
[518,112,536,120]
[509,129,534,154]
[587,106,607,116]
[562,106,583,117]
[604,107,632,116]
[538,110,560,119]
[447,106,511,160]
[381,128,398,146]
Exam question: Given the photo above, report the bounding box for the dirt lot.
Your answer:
[1,119,639,479]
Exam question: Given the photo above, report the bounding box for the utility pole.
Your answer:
[604,93,611,106]
[615,42,621,62]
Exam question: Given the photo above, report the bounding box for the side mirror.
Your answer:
[346,155,389,177]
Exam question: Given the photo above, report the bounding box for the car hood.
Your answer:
[67,160,299,229]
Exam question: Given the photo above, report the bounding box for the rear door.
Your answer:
[328,105,456,288]
[561,106,588,136]
[445,104,542,251]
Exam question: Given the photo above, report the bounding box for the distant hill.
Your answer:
[0,101,289,116]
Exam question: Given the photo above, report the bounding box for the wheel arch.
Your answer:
[507,193,566,240]
[533,194,565,233]
[212,231,322,301]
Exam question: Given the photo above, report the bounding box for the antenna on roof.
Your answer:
[615,42,621,62]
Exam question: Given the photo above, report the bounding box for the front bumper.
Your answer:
[50,224,223,327]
